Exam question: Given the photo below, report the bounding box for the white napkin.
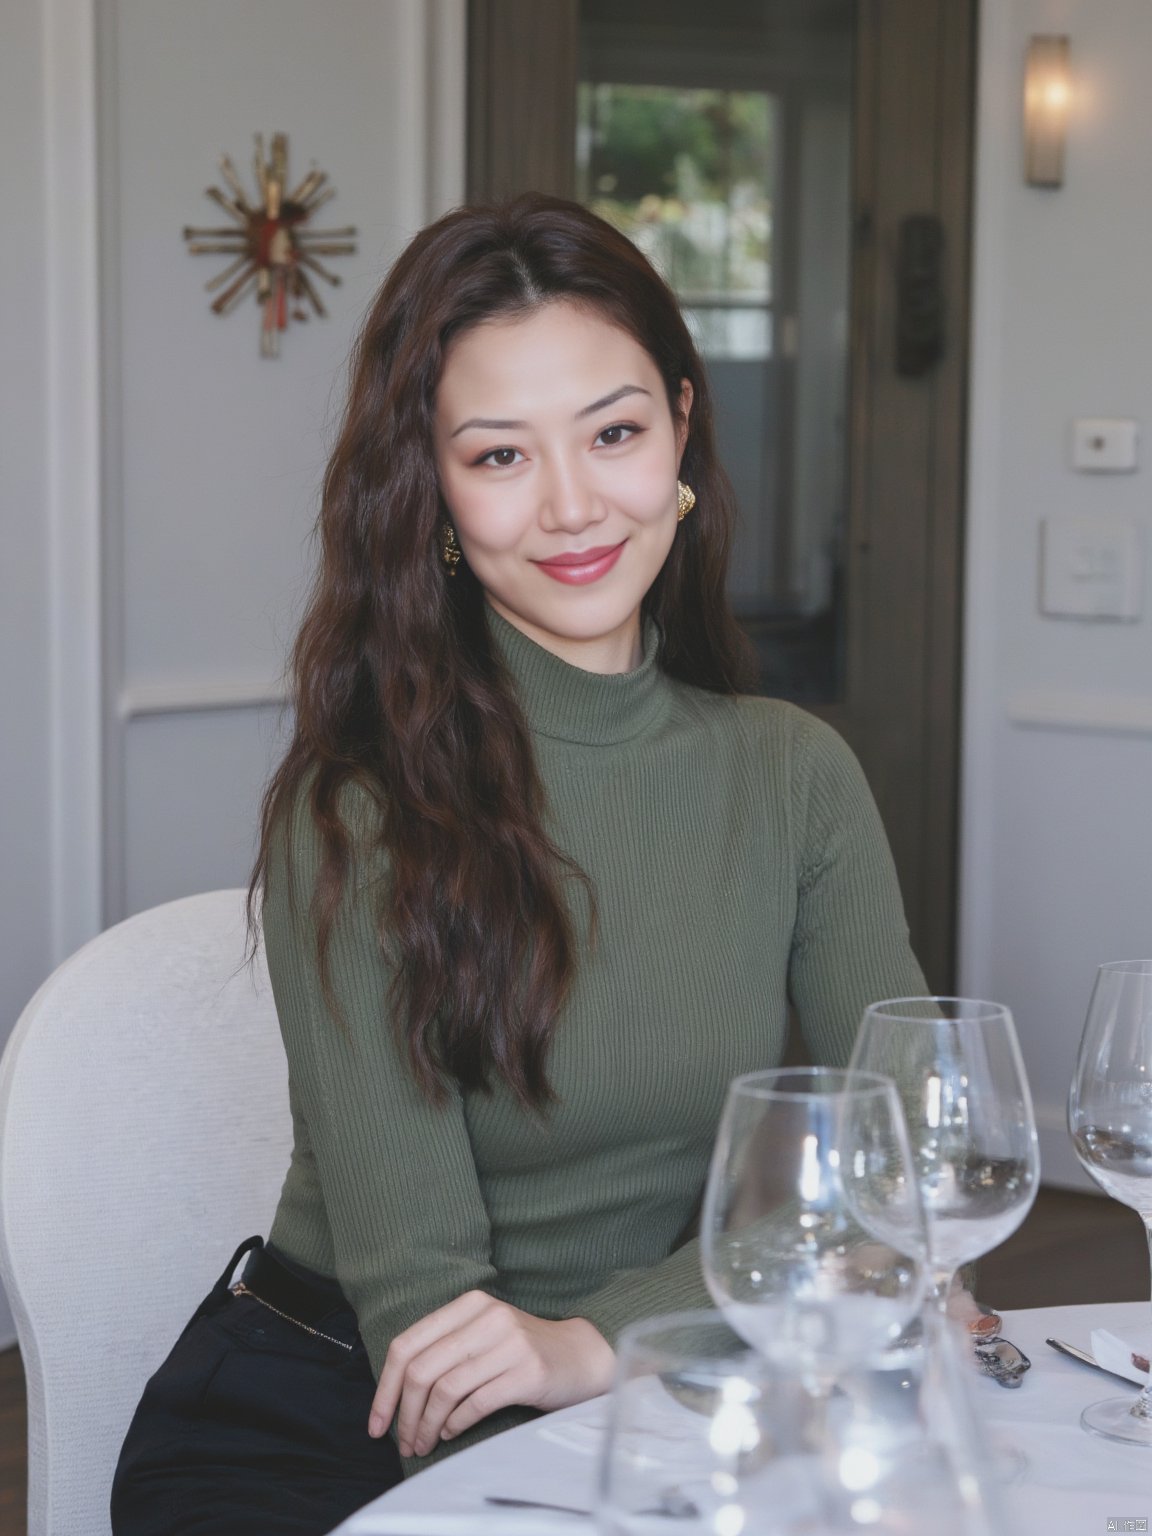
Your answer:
[1089,1328,1152,1386]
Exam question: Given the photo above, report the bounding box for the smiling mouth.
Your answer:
[533,541,626,585]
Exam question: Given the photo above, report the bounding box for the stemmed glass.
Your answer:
[700,1067,929,1368]
[849,998,1040,1315]
[1068,960,1152,1447]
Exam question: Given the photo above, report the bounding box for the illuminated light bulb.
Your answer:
[1024,36,1072,187]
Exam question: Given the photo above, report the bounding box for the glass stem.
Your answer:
[930,1266,956,1316]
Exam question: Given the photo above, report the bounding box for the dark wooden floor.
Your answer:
[0,1188,1147,1535]
[0,1346,26,1536]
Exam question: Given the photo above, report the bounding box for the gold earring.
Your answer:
[676,480,696,522]
[441,522,461,575]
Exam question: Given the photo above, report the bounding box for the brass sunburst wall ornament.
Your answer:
[183,132,357,358]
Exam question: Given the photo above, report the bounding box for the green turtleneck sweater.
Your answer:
[262,613,927,1461]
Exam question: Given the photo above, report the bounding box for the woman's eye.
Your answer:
[478,446,522,468]
[597,423,639,448]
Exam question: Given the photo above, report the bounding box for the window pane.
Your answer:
[682,306,772,363]
[577,4,854,704]
[577,84,775,311]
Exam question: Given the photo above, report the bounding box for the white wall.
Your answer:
[962,0,1152,1187]
[0,0,57,1352]
[0,0,465,1354]
[101,0,466,919]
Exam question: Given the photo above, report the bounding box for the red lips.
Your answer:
[533,542,626,585]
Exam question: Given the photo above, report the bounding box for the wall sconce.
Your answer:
[1024,35,1071,187]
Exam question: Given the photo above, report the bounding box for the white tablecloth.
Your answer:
[332,1301,1152,1536]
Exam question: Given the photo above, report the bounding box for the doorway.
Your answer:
[467,0,975,988]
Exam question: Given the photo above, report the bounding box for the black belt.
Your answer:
[227,1240,357,1349]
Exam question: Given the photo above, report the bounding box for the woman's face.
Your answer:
[434,300,692,673]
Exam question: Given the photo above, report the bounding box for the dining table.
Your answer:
[331,1300,1151,1536]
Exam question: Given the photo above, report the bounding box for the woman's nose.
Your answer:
[538,458,603,533]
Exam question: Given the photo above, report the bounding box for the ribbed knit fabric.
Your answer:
[262,611,927,1466]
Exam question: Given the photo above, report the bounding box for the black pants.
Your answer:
[111,1237,403,1536]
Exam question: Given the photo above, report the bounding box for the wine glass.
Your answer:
[700,1067,929,1368]
[597,1310,1002,1536]
[850,998,1040,1313]
[1068,959,1152,1447]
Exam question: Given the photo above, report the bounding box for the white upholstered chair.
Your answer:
[0,889,293,1536]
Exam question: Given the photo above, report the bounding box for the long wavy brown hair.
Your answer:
[250,194,754,1109]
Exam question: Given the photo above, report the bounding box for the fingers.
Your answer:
[440,1366,527,1442]
[398,1335,520,1455]
[380,1296,534,1457]
[368,1298,613,1458]
[944,1280,983,1327]
[369,1290,492,1438]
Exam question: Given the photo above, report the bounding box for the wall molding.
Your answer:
[117,680,289,721]
[1008,690,1152,739]
[45,0,103,963]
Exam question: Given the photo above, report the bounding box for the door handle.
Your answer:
[895,214,944,377]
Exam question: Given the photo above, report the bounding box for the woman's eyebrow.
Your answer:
[450,414,528,438]
[449,384,651,439]
[576,384,651,418]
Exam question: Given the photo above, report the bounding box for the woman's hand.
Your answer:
[367,1291,616,1457]
[945,1279,998,1335]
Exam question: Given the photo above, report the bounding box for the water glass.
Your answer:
[850,998,1039,1308]
[597,1311,1003,1535]
[701,1068,928,1367]
[1068,959,1152,1446]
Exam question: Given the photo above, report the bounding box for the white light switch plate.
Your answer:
[1071,417,1139,472]
[1040,516,1143,619]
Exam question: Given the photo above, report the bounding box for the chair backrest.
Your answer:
[0,889,292,1536]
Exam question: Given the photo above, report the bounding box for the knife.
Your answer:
[1045,1337,1144,1383]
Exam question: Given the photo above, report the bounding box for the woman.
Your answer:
[112,194,928,1534]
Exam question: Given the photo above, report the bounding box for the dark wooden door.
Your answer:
[468,0,975,990]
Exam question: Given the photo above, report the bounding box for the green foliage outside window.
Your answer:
[577,83,776,303]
